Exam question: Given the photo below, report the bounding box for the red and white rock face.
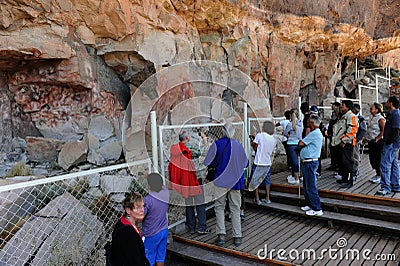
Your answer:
[0,0,399,170]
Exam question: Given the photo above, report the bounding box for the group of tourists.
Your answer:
[107,96,400,265]
[323,96,400,196]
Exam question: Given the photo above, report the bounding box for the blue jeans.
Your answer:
[185,194,207,231]
[379,144,400,192]
[287,145,300,174]
[301,161,322,211]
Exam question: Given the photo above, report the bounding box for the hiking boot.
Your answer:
[233,237,242,247]
[215,234,225,246]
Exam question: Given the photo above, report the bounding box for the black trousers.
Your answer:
[368,139,384,176]
[338,143,356,185]
[330,144,340,171]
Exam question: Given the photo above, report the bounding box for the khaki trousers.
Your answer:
[214,188,241,237]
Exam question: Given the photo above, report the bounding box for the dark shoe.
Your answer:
[326,166,336,171]
[340,183,353,189]
[336,179,347,184]
[240,214,246,221]
[233,237,242,247]
[198,228,212,235]
[215,234,225,246]
[225,214,231,222]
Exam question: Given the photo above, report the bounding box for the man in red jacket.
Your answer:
[168,131,210,234]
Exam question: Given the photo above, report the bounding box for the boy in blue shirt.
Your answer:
[143,173,169,266]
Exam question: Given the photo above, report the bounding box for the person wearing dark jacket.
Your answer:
[111,192,150,266]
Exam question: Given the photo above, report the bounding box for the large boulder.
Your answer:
[0,193,104,265]
[26,137,64,163]
[58,141,88,170]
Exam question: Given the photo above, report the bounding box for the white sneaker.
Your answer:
[334,174,342,180]
[369,176,381,183]
[305,209,323,216]
[287,175,294,181]
[301,206,311,211]
[255,199,262,205]
[288,179,300,185]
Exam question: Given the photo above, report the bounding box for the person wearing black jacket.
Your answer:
[111,192,150,266]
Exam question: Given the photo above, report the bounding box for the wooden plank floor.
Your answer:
[176,207,400,265]
[270,154,400,199]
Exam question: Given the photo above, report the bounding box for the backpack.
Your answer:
[356,115,367,141]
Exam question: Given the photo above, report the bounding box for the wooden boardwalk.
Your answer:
[174,206,400,265]
[270,155,400,201]
[171,155,400,265]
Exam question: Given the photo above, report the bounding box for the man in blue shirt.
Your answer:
[377,96,400,196]
[298,115,323,216]
[204,122,248,247]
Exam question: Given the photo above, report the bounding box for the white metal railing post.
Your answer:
[159,125,165,177]
[243,102,248,156]
[150,111,159,173]
[358,84,362,115]
[298,96,303,121]
[355,58,358,79]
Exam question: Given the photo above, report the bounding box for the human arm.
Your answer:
[375,117,385,142]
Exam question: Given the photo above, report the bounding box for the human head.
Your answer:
[122,192,144,223]
[290,108,299,120]
[300,102,309,114]
[223,121,235,138]
[178,130,189,142]
[370,102,383,115]
[308,114,322,129]
[284,110,291,120]
[262,120,275,135]
[331,101,341,112]
[310,105,318,115]
[147,172,163,192]
[352,103,361,114]
[341,100,354,113]
[387,96,399,109]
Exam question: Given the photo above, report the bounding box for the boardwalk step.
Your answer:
[168,239,273,266]
[245,199,400,234]
[265,190,400,222]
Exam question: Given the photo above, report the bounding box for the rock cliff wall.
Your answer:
[0,0,399,172]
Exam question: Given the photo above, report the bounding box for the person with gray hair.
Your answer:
[298,114,324,216]
[249,120,277,205]
[168,130,210,235]
[203,121,248,247]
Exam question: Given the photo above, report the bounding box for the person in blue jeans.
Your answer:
[298,115,324,216]
[143,173,169,266]
[377,96,400,196]
[284,109,303,185]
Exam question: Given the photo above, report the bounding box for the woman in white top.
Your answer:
[284,109,303,185]
[365,103,386,183]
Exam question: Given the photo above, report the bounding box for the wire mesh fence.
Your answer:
[0,160,151,266]
[158,122,245,179]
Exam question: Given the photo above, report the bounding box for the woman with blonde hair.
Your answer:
[366,102,386,183]
[284,108,304,185]
[111,192,150,266]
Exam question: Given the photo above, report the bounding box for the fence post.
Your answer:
[150,111,159,173]
[243,102,249,156]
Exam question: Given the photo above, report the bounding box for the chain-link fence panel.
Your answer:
[0,160,151,266]
[376,75,391,104]
[159,122,244,179]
